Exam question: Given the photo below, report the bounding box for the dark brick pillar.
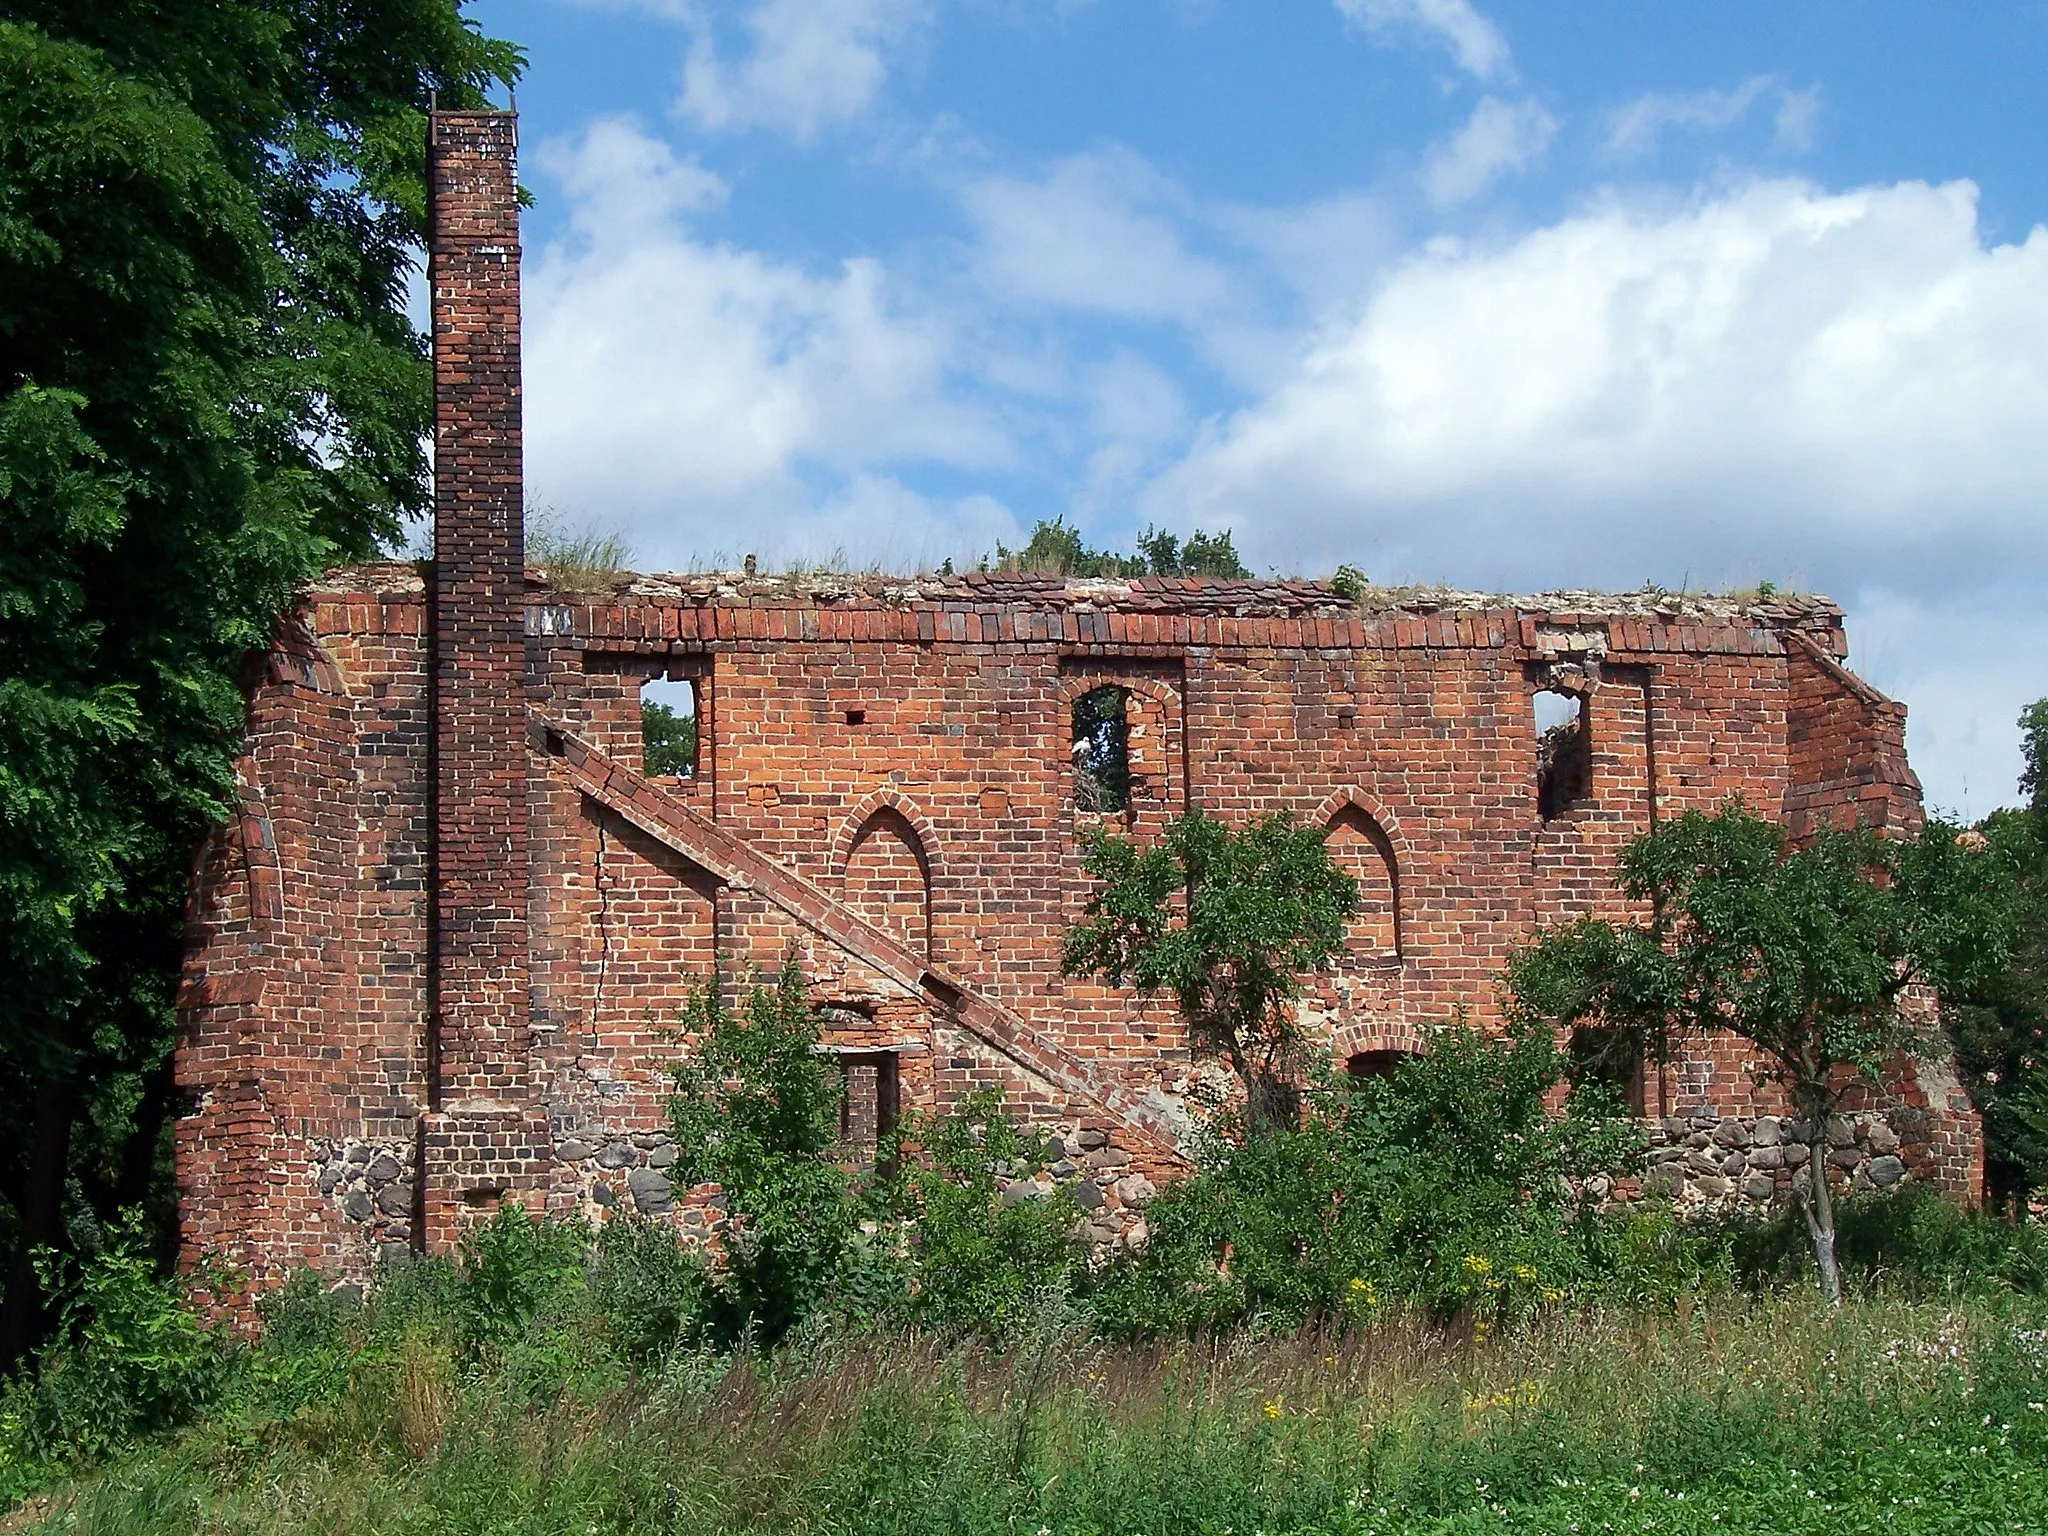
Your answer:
[424,109,546,1244]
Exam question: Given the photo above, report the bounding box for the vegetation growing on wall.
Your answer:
[990,517,1251,578]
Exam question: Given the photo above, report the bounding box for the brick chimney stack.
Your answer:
[423,108,541,1240]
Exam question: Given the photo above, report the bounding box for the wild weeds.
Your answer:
[27,1292,2048,1534]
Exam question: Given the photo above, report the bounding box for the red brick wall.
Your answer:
[175,570,1984,1294]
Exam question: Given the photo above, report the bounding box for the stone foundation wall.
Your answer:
[1594,1110,1919,1212]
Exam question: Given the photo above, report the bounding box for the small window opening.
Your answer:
[1345,1049,1407,1084]
[1568,1026,1645,1115]
[641,674,698,778]
[1534,688,1589,818]
[845,708,866,726]
[837,1052,901,1173]
[1072,686,1131,813]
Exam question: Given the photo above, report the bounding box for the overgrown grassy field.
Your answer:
[15,1291,2047,1535]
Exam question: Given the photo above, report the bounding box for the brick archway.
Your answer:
[1311,786,1408,856]
[832,791,943,960]
[1315,787,1405,961]
[828,789,947,889]
[1330,1018,1429,1062]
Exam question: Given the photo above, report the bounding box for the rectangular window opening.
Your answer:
[838,1052,901,1174]
[1535,688,1589,818]
[1072,685,1131,815]
[1569,1026,1646,1116]
[641,674,699,778]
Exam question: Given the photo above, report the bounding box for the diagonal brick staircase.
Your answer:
[528,712,1190,1168]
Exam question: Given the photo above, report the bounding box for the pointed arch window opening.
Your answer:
[1535,688,1589,818]
[1324,803,1403,962]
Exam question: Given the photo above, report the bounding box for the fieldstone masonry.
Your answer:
[172,111,1983,1303]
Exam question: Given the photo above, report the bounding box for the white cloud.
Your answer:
[680,0,930,141]
[1144,176,2048,808]
[1849,583,2048,822]
[1607,76,1822,158]
[1152,177,2048,582]
[523,119,1006,564]
[1773,86,1822,152]
[1334,0,1513,82]
[1146,180,2048,811]
[1219,190,1396,314]
[764,474,1023,570]
[961,149,1237,324]
[1421,95,1558,206]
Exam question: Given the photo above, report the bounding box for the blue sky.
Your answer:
[469,0,2048,817]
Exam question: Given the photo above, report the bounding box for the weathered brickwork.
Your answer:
[171,111,1980,1300]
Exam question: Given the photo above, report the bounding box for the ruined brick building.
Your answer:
[174,111,1981,1292]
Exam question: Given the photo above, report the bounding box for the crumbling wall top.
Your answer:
[310,561,1845,637]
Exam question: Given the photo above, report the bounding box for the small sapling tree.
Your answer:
[1507,803,2014,1304]
[668,962,854,1343]
[1063,807,1357,1131]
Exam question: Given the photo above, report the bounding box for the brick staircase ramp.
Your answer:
[528,712,1190,1169]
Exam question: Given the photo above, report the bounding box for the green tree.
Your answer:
[992,518,1250,578]
[1063,808,1357,1130]
[0,2,518,1355]
[668,965,855,1344]
[641,702,698,778]
[1946,700,2048,1210]
[1507,803,2015,1303]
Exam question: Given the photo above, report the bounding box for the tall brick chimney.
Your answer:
[423,108,543,1241]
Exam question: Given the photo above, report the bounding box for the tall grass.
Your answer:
[526,503,632,590]
[27,1291,2048,1534]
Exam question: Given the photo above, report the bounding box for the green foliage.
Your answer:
[867,1094,1086,1337]
[1329,563,1369,601]
[1727,1180,2048,1298]
[1507,801,2019,1301]
[454,1203,591,1358]
[0,1211,228,1482]
[585,1213,714,1366]
[1947,697,2048,1209]
[664,964,1086,1341]
[0,0,519,1355]
[991,517,1249,578]
[669,965,857,1343]
[1094,1024,1671,1333]
[1064,808,1357,1128]
[28,1293,2048,1533]
[641,701,698,777]
[526,504,632,590]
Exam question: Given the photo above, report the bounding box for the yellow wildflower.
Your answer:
[1461,1253,1492,1276]
[1262,1396,1284,1421]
